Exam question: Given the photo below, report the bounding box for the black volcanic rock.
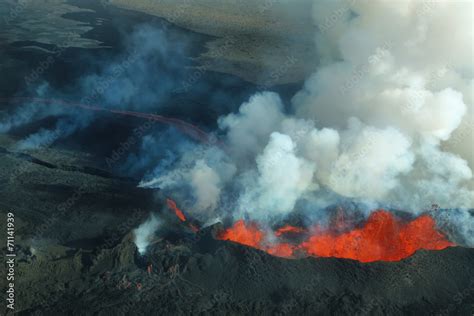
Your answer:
[8,223,474,316]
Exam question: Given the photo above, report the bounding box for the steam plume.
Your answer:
[134,213,161,255]
[140,0,473,245]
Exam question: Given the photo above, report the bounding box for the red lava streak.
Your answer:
[0,97,216,144]
[166,198,187,222]
[166,199,201,233]
[217,210,455,262]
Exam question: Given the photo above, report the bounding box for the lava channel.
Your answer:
[217,210,455,262]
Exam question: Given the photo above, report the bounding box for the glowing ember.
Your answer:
[217,210,454,262]
[166,198,187,222]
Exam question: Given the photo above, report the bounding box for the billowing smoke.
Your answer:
[139,0,473,245]
[138,136,236,221]
[134,213,161,255]
[290,0,473,210]
[236,131,316,219]
[1,1,472,246]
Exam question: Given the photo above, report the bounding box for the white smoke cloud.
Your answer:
[139,144,236,220]
[434,208,474,247]
[137,0,472,243]
[236,132,316,219]
[325,118,415,200]
[134,213,161,255]
[0,83,59,134]
[289,0,473,210]
[218,92,285,163]
[190,160,222,212]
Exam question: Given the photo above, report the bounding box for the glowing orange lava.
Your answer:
[300,210,454,262]
[275,225,306,237]
[166,198,201,233]
[218,220,263,248]
[217,210,454,262]
[166,198,187,222]
[266,243,296,258]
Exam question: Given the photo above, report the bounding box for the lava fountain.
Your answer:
[167,198,187,222]
[166,198,199,232]
[217,210,454,262]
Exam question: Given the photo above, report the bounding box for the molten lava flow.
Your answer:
[217,210,454,262]
[166,198,186,222]
[166,198,201,233]
[301,210,454,262]
[266,243,296,258]
[275,225,305,237]
[217,220,263,248]
[217,220,295,258]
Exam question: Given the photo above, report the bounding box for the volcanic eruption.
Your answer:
[217,210,455,262]
[161,197,455,262]
[0,0,473,314]
[132,0,473,262]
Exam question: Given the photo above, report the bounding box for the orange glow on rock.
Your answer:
[217,210,454,262]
